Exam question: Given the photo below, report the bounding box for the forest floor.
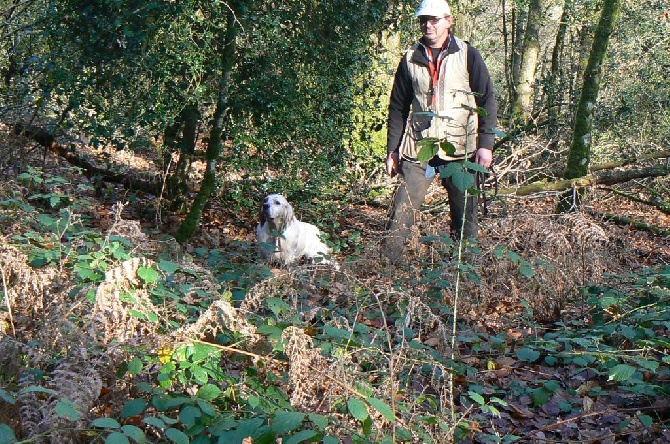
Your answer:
[2,132,670,443]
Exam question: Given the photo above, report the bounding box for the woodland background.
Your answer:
[1,0,669,443]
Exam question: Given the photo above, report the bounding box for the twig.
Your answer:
[513,410,609,442]
[1,267,16,336]
[374,291,397,442]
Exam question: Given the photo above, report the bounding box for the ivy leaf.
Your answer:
[347,398,369,421]
[366,397,396,421]
[608,364,637,382]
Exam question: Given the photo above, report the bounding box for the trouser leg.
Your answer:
[443,174,478,240]
[381,161,433,262]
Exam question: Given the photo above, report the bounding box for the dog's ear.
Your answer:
[258,202,266,226]
[285,201,295,224]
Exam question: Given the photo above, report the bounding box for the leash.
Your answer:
[477,166,498,216]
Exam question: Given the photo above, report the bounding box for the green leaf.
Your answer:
[197,384,222,401]
[106,432,131,444]
[121,398,147,419]
[0,424,17,444]
[417,138,440,162]
[638,414,653,428]
[179,405,202,428]
[19,386,57,396]
[366,397,396,421]
[519,264,535,278]
[127,357,143,376]
[284,429,317,444]
[196,399,217,417]
[121,424,146,443]
[608,364,637,382]
[323,436,339,444]
[347,398,369,421]
[467,391,486,406]
[143,416,167,429]
[440,140,456,156]
[55,398,80,421]
[517,347,540,363]
[158,260,181,274]
[531,387,552,407]
[165,427,189,444]
[307,413,328,430]
[267,297,291,317]
[0,389,15,404]
[137,266,160,284]
[272,411,305,434]
[463,160,489,173]
[92,418,122,429]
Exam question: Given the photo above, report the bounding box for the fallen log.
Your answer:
[498,166,670,196]
[14,124,162,196]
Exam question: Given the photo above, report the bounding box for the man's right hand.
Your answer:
[386,151,399,177]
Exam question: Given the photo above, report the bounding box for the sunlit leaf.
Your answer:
[137,266,160,284]
[347,398,369,421]
[272,411,305,434]
[608,364,636,382]
[366,397,396,421]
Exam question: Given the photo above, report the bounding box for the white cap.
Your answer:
[415,0,452,17]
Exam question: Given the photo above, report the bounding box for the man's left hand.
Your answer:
[475,148,493,169]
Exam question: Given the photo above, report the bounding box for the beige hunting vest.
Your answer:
[399,36,478,161]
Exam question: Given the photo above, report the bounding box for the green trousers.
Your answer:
[381,160,478,263]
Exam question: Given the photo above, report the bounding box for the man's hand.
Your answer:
[386,151,400,177]
[475,148,493,169]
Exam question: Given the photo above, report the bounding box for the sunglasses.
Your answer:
[419,16,448,25]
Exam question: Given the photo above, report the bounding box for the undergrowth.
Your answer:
[0,168,669,444]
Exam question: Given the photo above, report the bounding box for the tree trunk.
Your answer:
[556,0,621,213]
[166,103,201,213]
[510,0,543,125]
[546,0,572,127]
[174,6,239,243]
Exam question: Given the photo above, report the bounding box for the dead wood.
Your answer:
[13,124,162,195]
[498,166,670,196]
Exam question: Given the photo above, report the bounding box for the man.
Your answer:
[381,0,498,263]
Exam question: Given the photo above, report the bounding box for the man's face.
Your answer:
[419,15,453,48]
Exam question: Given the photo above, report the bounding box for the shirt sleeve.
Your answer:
[467,45,498,150]
[386,56,413,154]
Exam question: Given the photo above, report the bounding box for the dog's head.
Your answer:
[259,193,294,232]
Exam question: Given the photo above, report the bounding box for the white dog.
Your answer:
[256,194,335,267]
